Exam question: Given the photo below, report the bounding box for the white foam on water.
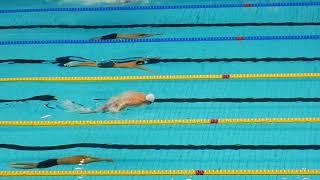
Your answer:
[62,100,94,113]
[40,114,51,119]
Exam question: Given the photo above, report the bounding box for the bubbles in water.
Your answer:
[62,100,93,113]
[75,158,85,180]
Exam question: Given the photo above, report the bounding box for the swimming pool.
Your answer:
[0,0,320,179]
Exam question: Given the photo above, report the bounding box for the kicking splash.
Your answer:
[62,100,97,114]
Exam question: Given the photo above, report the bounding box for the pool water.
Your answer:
[0,0,320,179]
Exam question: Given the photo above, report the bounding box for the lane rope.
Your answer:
[1,22,320,29]
[1,118,320,126]
[1,169,320,176]
[1,73,320,82]
[1,2,320,13]
[0,35,320,45]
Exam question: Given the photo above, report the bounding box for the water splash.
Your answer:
[62,100,94,113]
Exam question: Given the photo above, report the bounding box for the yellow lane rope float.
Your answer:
[1,169,320,176]
[1,118,319,127]
[0,73,320,82]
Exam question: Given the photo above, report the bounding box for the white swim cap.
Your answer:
[145,93,155,103]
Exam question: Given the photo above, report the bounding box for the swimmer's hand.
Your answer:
[106,159,114,163]
[64,61,81,67]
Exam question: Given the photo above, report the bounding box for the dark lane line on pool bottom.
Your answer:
[154,98,320,103]
[2,95,320,104]
[1,22,320,29]
[1,57,320,66]
[1,143,320,151]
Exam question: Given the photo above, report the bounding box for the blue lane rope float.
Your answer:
[0,2,320,13]
[0,35,320,45]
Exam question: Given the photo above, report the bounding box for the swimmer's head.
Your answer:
[136,60,145,65]
[145,93,155,103]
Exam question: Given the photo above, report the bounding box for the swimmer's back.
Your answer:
[57,155,87,164]
[120,91,146,106]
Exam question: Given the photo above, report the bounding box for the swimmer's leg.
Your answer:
[10,163,38,169]
[64,61,97,67]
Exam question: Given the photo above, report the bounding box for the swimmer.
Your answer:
[63,91,155,113]
[90,33,162,40]
[10,155,113,169]
[63,57,158,73]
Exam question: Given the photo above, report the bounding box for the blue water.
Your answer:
[0,0,320,180]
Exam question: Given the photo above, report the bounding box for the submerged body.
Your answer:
[63,57,158,73]
[63,91,155,113]
[10,155,113,169]
[91,33,161,40]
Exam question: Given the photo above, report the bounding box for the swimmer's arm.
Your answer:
[113,62,156,73]
[136,57,160,62]
[93,105,108,113]
[79,110,99,114]
[64,61,97,67]
[141,33,163,38]
[79,107,104,114]
[135,65,156,74]
[85,157,113,163]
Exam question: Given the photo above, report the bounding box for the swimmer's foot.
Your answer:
[64,61,81,67]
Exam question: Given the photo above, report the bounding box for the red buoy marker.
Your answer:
[210,119,219,124]
[222,74,230,79]
[195,170,205,175]
[236,36,244,40]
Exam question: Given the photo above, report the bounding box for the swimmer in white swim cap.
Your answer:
[145,93,155,103]
[102,91,155,112]
[63,91,155,113]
